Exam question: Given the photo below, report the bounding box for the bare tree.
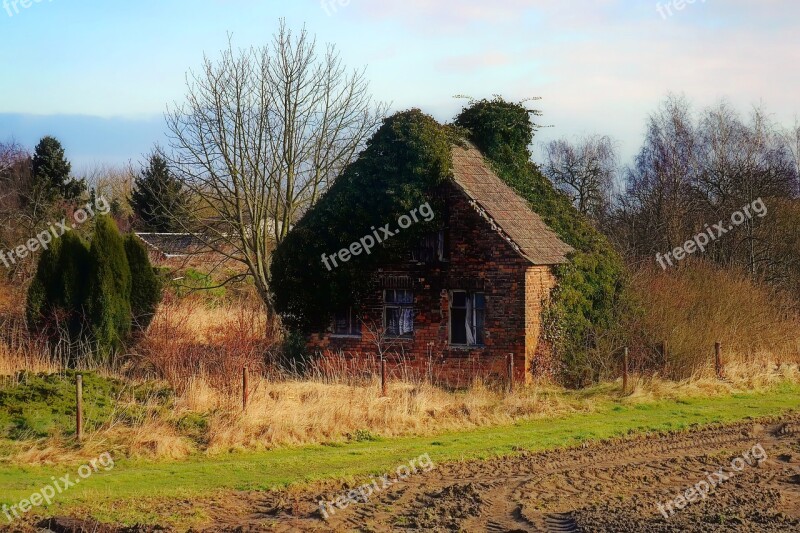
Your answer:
[782,118,800,192]
[165,21,387,315]
[617,95,700,258]
[614,96,800,284]
[0,141,37,277]
[694,104,796,274]
[541,134,617,221]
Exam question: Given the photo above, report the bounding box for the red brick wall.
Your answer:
[308,182,558,387]
[525,266,558,384]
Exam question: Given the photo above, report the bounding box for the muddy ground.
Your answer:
[21,414,800,532]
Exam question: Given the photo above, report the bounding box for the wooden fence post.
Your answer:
[507,353,514,394]
[76,374,83,443]
[715,342,723,378]
[661,340,668,362]
[622,348,629,394]
[242,366,249,412]
[381,356,387,397]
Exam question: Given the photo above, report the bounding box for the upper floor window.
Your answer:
[450,291,485,346]
[384,289,414,337]
[412,230,446,263]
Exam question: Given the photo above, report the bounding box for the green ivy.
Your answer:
[271,109,452,331]
[272,100,627,387]
[455,98,627,387]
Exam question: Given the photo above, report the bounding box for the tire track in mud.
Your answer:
[24,415,800,532]
[297,415,800,532]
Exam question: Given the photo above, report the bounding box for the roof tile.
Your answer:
[451,143,573,265]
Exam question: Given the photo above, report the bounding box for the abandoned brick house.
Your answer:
[309,143,573,386]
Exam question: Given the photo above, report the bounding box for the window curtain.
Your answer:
[394,290,414,336]
[399,308,414,336]
[465,295,475,345]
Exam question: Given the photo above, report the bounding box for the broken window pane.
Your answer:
[450,290,485,346]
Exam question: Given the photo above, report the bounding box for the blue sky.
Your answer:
[1,0,798,171]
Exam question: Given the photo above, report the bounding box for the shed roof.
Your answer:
[135,233,204,258]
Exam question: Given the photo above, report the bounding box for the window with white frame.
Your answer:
[332,307,361,337]
[450,291,485,346]
[384,289,414,337]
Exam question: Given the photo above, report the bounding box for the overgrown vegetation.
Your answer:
[2,297,799,465]
[271,109,452,332]
[630,261,800,378]
[454,98,627,386]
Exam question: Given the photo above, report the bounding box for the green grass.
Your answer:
[0,372,172,440]
[0,381,798,527]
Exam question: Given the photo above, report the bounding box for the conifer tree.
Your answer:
[26,232,91,345]
[130,152,188,232]
[88,216,132,355]
[124,234,162,330]
[31,136,86,203]
[27,220,162,363]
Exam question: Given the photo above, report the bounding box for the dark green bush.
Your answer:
[26,237,63,334]
[88,216,132,356]
[26,232,91,346]
[124,234,163,331]
[27,218,161,363]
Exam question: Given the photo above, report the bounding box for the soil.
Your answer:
[17,414,800,532]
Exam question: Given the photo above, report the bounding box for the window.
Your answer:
[332,308,361,337]
[450,291,485,346]
[411,230,446,262]
[384,289,414,337]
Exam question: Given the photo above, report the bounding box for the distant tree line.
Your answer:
[542,95,800,299]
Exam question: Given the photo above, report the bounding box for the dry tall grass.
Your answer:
[629,261,800,378]
[1,276,800,464]
[128,294,276,391]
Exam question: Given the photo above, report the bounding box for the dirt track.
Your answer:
[32,414,800,532]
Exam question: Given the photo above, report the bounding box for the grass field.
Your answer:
[1,381,798,528]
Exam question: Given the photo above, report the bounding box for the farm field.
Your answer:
[1,381,798,531]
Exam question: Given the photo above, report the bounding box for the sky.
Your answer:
[1,0,799,172]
